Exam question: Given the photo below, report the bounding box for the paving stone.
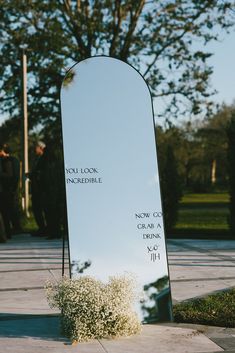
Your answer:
[170,279,235,302]
[100,325,222,353]
[0,288,59,314]
[212,337,235,350]
[0,235,234,352]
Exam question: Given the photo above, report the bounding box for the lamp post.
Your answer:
[21,48,29,217]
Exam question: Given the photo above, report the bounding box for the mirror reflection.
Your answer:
[61,57,172,322]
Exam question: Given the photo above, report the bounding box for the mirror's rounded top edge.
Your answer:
[60,55,151,96]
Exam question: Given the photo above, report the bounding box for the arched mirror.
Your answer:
[60,56,172,323]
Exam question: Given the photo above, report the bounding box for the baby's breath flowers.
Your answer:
[45,274,141,342]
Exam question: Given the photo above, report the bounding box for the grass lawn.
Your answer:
[173,288,235,327]
[180,193,229,204]
[22,193,231,236]
[21,210,38,233]
[175,193,230,232]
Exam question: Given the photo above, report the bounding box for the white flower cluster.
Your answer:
[45,274,141,342]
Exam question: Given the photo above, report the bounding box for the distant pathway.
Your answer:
[0,233,69,315]
[0,234,234,352]
[167,239,235,302]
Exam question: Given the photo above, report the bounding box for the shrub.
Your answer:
[173,288,235,327]
[45,274,141,342]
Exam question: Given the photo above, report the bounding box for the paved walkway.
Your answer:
[167,239,235,303]
[0,234,235,352]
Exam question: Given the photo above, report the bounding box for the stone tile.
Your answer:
[169,239,235,251]
[170,279,235,302]
[100,325,222,353]
[169,264,235,281]
[0,337,105,353]
[212,337,235,350]
[0,270,57,290]
[0,315,105,352]
[0,289,59,314]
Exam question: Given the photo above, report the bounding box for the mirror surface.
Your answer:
[61,57,172,322]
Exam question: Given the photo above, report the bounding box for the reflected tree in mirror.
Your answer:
[141,276,171,323]
[71,259,92,275]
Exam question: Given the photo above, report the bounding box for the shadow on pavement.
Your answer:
[0,313,67,342]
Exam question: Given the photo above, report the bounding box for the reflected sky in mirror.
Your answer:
[61,57,172,322]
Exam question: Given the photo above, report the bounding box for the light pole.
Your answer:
[21,48,29,217]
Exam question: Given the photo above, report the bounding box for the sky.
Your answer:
[154,28,235,125]
[207,29,235,106]
[0,29,235,126]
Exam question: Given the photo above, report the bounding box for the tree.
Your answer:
[157,127,182,232]
[195,104,234,189]
[227,112,235,236]
[0,0,234,134]
[161,105,235,193]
